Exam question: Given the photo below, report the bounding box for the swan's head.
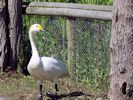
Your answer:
[29,24,44,33]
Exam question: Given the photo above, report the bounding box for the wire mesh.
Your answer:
[21,16,111,90]
[73,18,111,89]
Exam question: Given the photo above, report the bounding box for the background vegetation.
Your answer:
[0,0,112,99]
[23,0,112,5]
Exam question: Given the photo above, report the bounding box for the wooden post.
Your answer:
[67,17,76,79]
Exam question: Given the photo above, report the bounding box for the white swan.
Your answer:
[27,24,69,100]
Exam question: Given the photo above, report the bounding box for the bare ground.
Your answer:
[0,72,107,100]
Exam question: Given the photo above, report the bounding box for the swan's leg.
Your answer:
[38,80,43,100]
[55,83,59,94]
[46,83,59,97]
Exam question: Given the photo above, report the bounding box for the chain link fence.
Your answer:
[21,16,111,91]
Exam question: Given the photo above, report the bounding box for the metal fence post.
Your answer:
[67,17,76,79]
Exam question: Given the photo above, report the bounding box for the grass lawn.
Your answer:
[0,71,107,100]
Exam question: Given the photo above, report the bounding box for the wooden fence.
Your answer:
[23,2,112,78]
[23,2,112,20]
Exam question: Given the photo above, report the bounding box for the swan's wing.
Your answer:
[41,57,68,74]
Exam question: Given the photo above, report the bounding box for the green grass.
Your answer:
[0,71,108,100]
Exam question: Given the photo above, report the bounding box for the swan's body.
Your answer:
[27,24,69,100]
[28,56,68,81]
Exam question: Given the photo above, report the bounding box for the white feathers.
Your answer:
[27,24,69,83]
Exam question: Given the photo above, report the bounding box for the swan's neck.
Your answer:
[29,30,39,57]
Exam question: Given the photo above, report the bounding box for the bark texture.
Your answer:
[8,0,22,70]
[108,0,133,100]
[0,0,22,71]
[0,0,9,70]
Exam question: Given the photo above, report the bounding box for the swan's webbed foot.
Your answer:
[46,83,59,98]
[46,92,59,98]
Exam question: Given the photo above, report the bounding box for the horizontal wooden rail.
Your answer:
[24,2,112,20]
[29,2,112,12]
[26,7,112,20]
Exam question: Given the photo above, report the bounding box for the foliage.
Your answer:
[23,0,112,5]
[19,0,112,97]
[21,16,111,93]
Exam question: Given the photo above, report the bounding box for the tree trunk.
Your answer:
[8,0,22,70]
[0,0,9,71]
[0,0,22,72]
[108,0,133,100]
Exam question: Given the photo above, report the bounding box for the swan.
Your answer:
[27,24,69,100]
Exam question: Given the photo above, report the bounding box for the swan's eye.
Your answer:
[36,25,40,30]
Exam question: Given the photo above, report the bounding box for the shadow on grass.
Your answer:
[46,91,93,99]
